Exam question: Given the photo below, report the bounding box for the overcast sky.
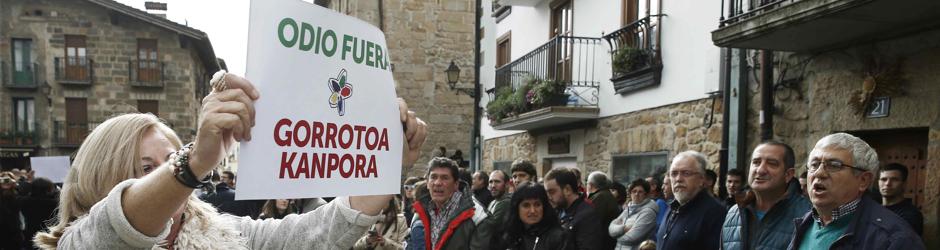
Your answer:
[114,0,261,76]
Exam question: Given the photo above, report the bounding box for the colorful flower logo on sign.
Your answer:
[328,69,353,116]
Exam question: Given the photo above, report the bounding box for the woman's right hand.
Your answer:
[189,73,260,176]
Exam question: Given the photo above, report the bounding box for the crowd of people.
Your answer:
[386,132,925,250]
[0,70,929,250]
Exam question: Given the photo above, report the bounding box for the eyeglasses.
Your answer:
[403,185,415,190]
[669,170,701,178]
[807,160,867,174]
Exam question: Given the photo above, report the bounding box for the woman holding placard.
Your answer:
[34,71,428,249]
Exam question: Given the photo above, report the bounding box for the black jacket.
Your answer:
[787,196,924,250]
[885,198,923,236]
[19,193,58,245]
[559,196,607,250]
[656,190,727,250]
[505,224,569,250]
[199,183,263,218]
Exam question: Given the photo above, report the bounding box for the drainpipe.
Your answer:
[471,0,482,171]
[719,48,731,201]
[760,50,773,141]
[377,0,384,31]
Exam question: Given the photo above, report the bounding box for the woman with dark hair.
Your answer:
[610,181,628,209]
[501,182,568,250]
[20,177,59,250]
[259,199,296,219]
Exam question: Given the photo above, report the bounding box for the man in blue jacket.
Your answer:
[721,141,811,249]
[656,151,726,250]
[788,133,924,250]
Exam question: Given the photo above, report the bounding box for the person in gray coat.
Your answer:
[609,178,659,250]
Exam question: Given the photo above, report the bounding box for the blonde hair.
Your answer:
[35,113,181,249]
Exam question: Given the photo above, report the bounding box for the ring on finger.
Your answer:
[209,70,229,93]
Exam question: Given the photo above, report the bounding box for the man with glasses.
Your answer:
[789,133,923,250]
[655,151,726,250]
[721,141,811,250]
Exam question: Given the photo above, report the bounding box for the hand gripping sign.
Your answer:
[237,0,402,200]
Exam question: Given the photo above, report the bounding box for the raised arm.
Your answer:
[121,73,259,236]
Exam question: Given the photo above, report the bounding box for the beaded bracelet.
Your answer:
[169,143,212,189]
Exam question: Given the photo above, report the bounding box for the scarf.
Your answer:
[429,191,463,248]
[154,197,249,250]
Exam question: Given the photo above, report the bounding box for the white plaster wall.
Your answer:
[480,0,723,140]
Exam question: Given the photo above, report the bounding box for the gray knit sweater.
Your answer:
[56,179,380,249]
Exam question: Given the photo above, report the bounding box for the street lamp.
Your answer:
[445,61,475,97]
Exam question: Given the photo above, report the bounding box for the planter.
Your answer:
[548,94,570,107]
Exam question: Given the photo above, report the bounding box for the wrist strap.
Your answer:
[170,143,212,189]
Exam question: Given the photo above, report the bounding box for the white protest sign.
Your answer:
[30,156,71,183]
[236,0,402,200]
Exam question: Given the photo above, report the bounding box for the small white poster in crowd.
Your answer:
[236,0,403,200]
[30,156,71,183]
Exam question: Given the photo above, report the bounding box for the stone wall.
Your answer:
[584,98,724,174]
[482,132,536,171]
[482,97,724,181]
[330,0,476,177]
[756,28,940,247]
[0,0,211,159]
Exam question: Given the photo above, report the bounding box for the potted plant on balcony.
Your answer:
[612,46,649,77]
[486,87,513,123]
[0,130,11,145]
[529,78,569,108]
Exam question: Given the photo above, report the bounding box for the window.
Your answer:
[550,0,572,38]
[13,98,35,132]
[65,98,88,144]
[496,32,511,68]
[622,0,638,25]
[137,100,159,116]
[550,0,573,82]
[65,35,88,81]
[611,152,668,185]
[137,39,159,82]
[11,39,34,85]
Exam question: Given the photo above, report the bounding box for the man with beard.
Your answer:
[721,141,811,249]
[414,157,490,249]
[544,167,605,250]
[487,170,511,247]
[790,133,923,250]
[878,163,923,236]
[656,151,725,250]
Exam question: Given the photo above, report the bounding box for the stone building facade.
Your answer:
[323,0,476,177]
[747,29,940,246]
[483,98,723,186]
[0,0,219,170]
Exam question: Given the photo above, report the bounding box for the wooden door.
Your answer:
[65,98,88,144]
[137,39,158,82]
[550,0,573,83]
[855,128,928,210]
[65,35,87,81]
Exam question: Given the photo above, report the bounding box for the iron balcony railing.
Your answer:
[129,59,166,87]
[53,121,91,146]
[2,61,41,89]
[55,57,94,85]
[493,35,601,107]
[0,124,41,147]
[720,0,791,27]
[602,16,663,94]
